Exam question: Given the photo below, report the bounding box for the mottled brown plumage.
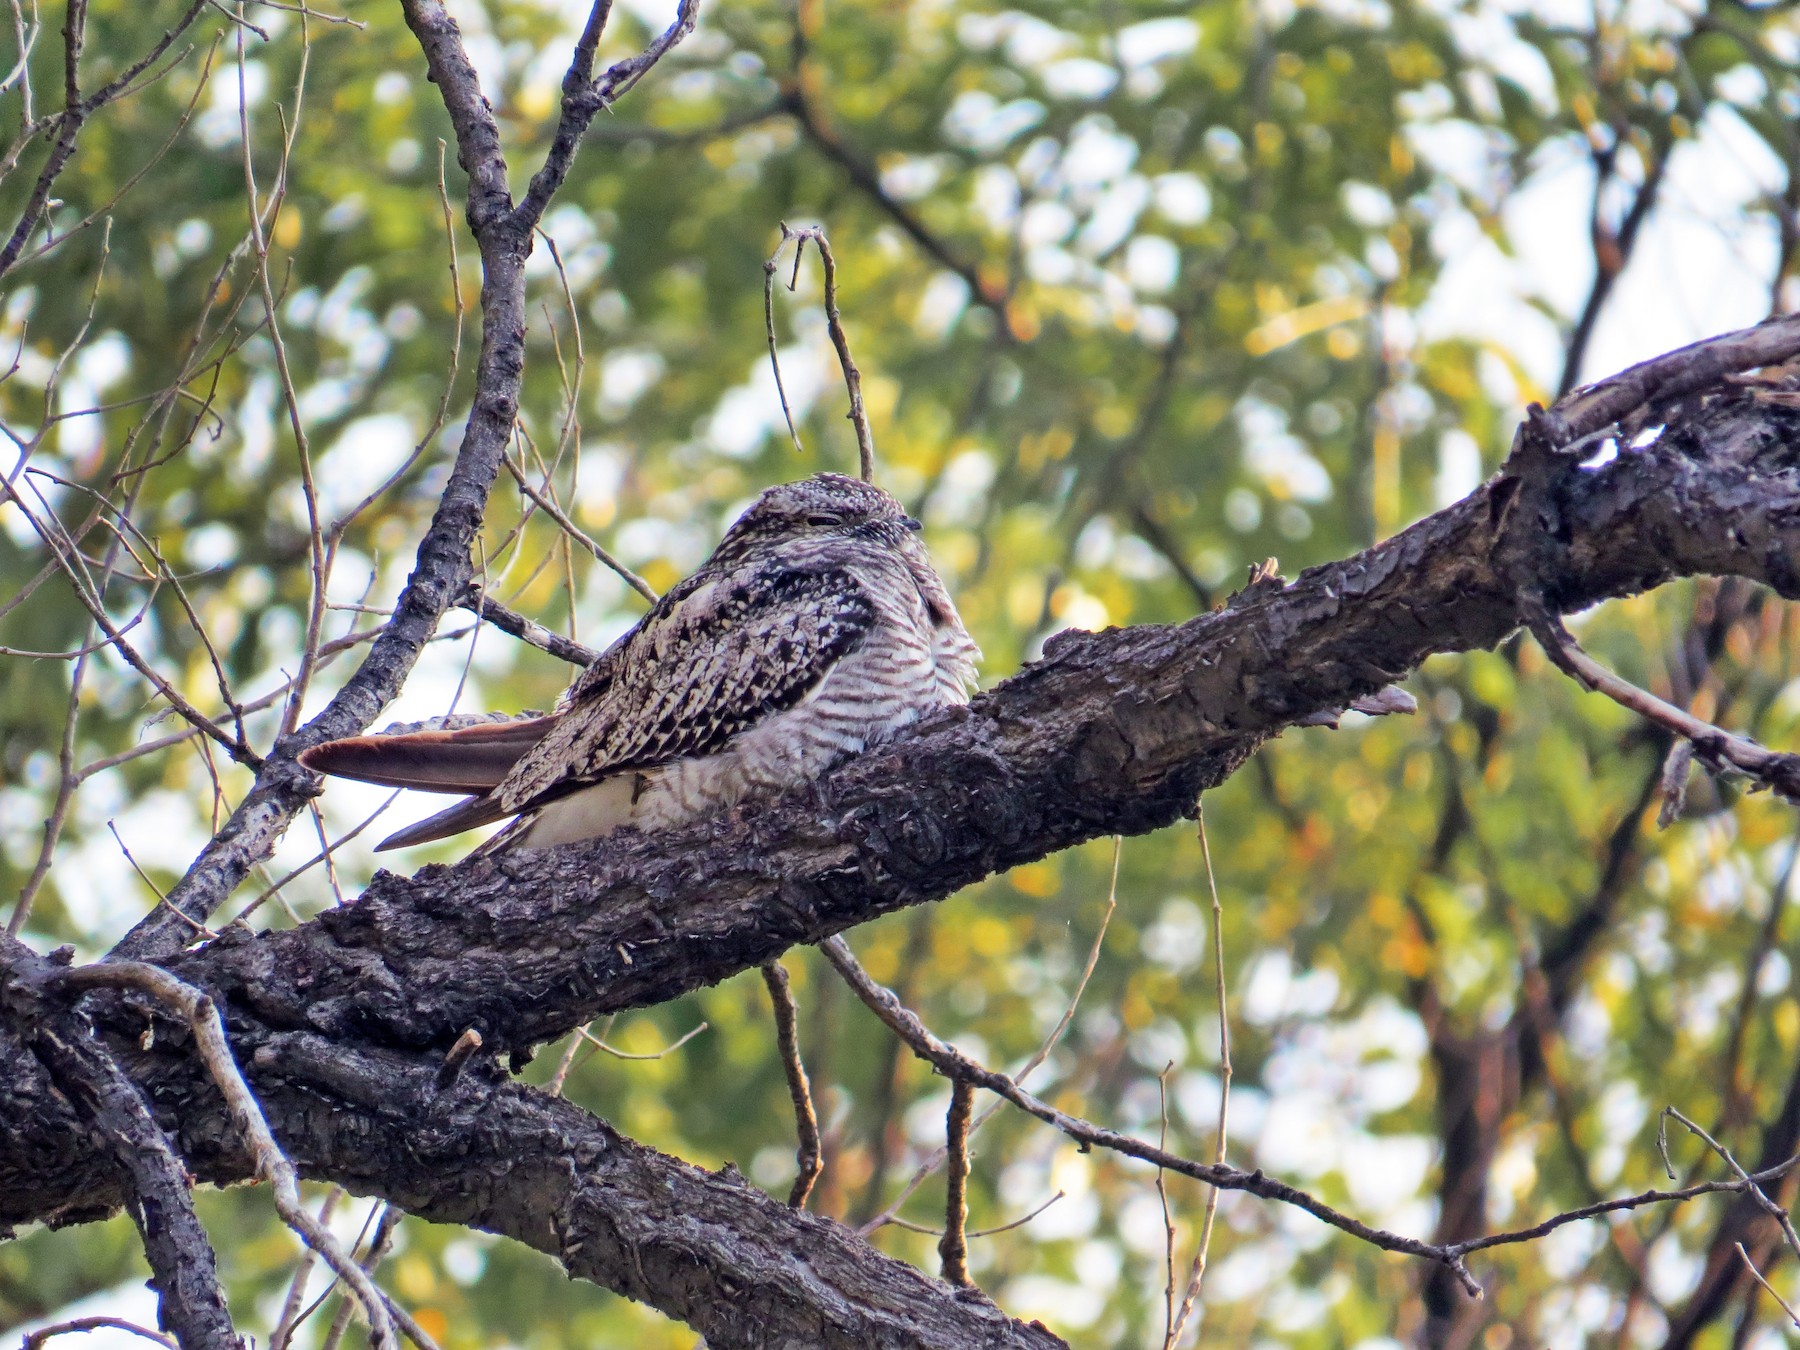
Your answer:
[299,475,979,850]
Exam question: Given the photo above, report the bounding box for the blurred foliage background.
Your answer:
[3,0,1800,1345]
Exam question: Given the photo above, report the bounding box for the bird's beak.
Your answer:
[903,515,923,532]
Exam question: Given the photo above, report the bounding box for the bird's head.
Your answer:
[719,474,922,555]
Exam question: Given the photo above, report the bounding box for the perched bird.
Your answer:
[299,474,980,851]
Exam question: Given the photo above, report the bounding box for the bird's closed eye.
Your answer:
[806,512,844,527]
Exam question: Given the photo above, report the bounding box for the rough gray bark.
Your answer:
[1,939,241,1350]
[122,341,1800,1062]
[7,320,1800,1345]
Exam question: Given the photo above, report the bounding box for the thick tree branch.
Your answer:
[0,985,1066,1350]
[74,317,1800,1065]
[10,317,1800,1338]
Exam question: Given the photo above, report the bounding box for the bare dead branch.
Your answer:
[781,225,876,481]
[1528,607,1800,801]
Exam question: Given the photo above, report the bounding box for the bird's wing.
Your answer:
[497,564,876,812]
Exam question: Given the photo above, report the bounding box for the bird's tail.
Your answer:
[373,793,516,851]
[299,715,558,851]
[297,715,555,795]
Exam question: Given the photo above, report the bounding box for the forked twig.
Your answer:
[502,454,656,602]
[1528,604,1800,802]
[766,223,876,480]
[1660,1106,1800,1265]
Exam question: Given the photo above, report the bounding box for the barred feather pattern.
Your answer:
[472,475,977,849]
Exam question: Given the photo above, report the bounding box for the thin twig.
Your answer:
[762,238,806,456]
[1661,1106,1800,1264]
[859,839,1119,1234]
[581,1019,707,1061]
[502,454,656,602]
[939,1079,974,1287]
[23,1319,176,1350]
[270,1188,344,1350]
[0,478,257,764]
[882,1191,1065,1239]
[228,792,403,928]
[7,640,92,936]
[1529,606,1800,802]
[1156,1065,1177,1349]
[456,586,601,667]
[1736,1242,1800,1329]
[106,822,174,906]
[761,961,822,1208]
[319,1206,406,1350]
[1170,799,1232,1344]
[545,1017,603,1096]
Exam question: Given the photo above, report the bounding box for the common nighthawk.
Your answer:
[299,474,980,850]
